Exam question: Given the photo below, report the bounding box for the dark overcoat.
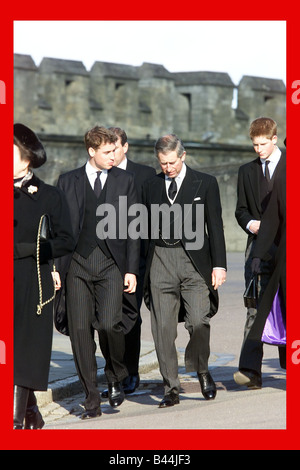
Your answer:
[54,165,141,335]
[235,154,286,248]
[14,174,75,390]
[249,163,286,342]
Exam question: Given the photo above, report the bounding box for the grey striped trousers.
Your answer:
[149,245,211,395]
[66,247,128,410]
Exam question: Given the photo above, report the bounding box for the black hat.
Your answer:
[14,123,47,168]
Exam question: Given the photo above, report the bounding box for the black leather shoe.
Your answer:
[197,372,217,400]
[80,407,102,420]
[101,375,141,398]
[108,382,125,407]
[122,374,140,395]
[159,391,180,408]
[233,369,262,389]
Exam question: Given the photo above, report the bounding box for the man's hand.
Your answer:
[212,268,226,290]
[249,220,260,235]
[124,273,137,293]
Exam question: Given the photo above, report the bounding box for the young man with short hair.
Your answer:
[234,117,286,389]
[55,126,140,419]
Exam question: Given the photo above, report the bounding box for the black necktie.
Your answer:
[265,160,271,183]
[168,178,177,200]
[94,171,102,197]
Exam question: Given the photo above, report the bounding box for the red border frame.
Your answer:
[1,3,298,450]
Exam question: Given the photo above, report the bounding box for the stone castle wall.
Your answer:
[13,54,286,251]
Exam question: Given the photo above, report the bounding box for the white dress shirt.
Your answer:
[85,160,108,190]
[260,146,281,178]
[165,162,187,203]
[247,146,282,233]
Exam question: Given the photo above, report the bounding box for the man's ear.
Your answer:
[88,147,95,157]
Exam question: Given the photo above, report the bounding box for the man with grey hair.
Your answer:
[142,134,227,407]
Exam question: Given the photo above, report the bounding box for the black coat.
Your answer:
[142,165,227,317]
[249,163,286,341]
[14,174,75,390]
[119,159,156,315]
[235,154,286,251]
[54,165,141,335]
[126,158,156,201]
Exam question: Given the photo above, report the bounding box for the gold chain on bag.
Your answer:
[36,214,56,315]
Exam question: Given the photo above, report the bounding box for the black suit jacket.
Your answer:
[142,165,227,318]
[235,153,286,251]
[249,160,286,341]
[54,164,140,334]
[125,158,156,200]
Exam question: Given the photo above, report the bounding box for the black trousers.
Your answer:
[239,240,284,374]
[122,259,145,376]
[66,247,128,410]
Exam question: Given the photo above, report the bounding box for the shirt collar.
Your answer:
[165,162,187,181]
[117,157,127,170]
[85,160,108,175]
[260,146,281,165]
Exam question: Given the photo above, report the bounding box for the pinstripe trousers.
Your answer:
[149,245,211,395]
[66,247,128,410]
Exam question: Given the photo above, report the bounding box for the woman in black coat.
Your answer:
[13,123,75,429]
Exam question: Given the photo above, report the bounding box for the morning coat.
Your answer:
[54,164,141,335]
[142,165,227,318]
[249,162,286,342]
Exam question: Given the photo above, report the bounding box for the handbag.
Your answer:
[39,213,53,241]
[243,274,258,308]
[36,214,56,315]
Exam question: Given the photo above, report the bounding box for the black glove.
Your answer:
[251,257,261,274]
[39,241,53,264]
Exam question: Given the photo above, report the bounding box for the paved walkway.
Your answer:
[36,252,286,429]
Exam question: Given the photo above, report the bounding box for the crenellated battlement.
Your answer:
[14,54,286,145]
[13,54,286,251]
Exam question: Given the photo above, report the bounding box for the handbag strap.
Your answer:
[36,214,56,315]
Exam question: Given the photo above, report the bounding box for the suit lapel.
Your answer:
[150,167,202,205]
[149,167,203,235]
[105,167,120,203]
[179,166,203,203]
[74,166,86,229]
[126,159,135,173]
[248,158,261,213]
[178,166,203,227]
